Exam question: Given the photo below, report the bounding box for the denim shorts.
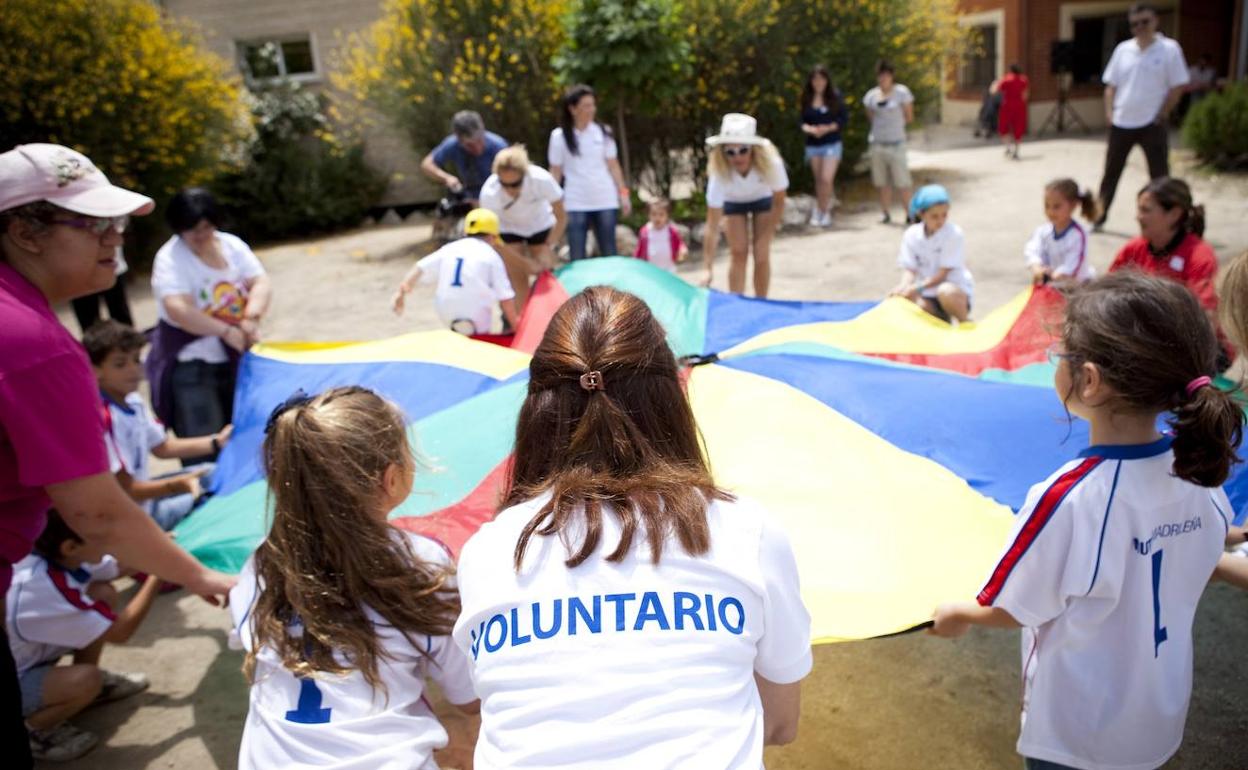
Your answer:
[723,197,773,216]
[805,142,843,161]
[19,663,52,716]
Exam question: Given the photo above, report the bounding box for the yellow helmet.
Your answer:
[464,207,500,236]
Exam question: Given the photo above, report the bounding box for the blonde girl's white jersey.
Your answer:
[977,437,1228,770]
[229,532,475,770]
[1023,221,1094,281]
[453,494,813,770]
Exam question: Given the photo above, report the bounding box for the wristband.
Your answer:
[211,436,220,453]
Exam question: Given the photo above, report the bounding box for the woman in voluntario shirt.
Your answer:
[701,113,789,298]
[453,286,812,770]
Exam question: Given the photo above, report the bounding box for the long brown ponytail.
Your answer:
[246,387,458,694]
[506,286,731,570]
[1062,272,1243,486]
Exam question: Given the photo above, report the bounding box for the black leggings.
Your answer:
[70,276,133,333]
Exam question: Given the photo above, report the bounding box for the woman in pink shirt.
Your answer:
[0,144,233,763]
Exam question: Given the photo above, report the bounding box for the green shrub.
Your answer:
[214,73,385,243]
[1183,83,1248,170]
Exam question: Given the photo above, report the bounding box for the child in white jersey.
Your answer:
[930,272,1243,770]
[889,184,974,323]
[1214,250,1248,588]
[453,286,812,769]
[392,208,519,335]
[229,387,477,770]
[1023,179,1101,286]
[634,198,688,273]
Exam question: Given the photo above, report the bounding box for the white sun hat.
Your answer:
[0,144,155,217]
[706,113,769,147]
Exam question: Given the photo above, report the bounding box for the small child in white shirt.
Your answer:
[889,184,974,323]
[392,208,519,335]
[7,511,161,761]
[634,199,688,273]
[83,321,232,531]
[1023,178,1100,285]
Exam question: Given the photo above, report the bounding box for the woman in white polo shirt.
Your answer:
[480,145,567,309]
[548,84,631,261]
[454,286,812,770]
[701,114,789,298]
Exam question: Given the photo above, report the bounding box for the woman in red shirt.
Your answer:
[992,64,1029,160]
[1109,177,1228,362]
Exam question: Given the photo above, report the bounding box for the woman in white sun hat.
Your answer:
[0,144,235,763]
[701,114,789,298]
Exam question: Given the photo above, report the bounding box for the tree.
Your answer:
[335,0,568,159]
[0,0,250,199]
[553,0,691,182]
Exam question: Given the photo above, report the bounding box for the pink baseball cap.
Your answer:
[0,144,155,217]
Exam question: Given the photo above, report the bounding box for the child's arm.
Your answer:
[889,269,920,297]
[916,267,952,293]
[153,424,231,460]
[123,467,208,502]
[100,573,162,644]
[755,674,801,746]
[392,264,425,316]
[1214,553,1248,591]
[929,601,1021,638]
[1226,525,1247,547]
[500,298,519,329]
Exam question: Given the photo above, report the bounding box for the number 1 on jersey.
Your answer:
[1150,549,1168,658]
[451,257,465,287]
[285,678,332,724]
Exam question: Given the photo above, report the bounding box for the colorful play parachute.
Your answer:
[177,258,1247,642]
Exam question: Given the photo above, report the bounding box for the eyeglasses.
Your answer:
[499,176,524,189]
[1046,344,1072,366]
[49,215,130,236]
[722,146,752,158]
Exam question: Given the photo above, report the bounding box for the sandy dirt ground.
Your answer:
[48,131,1248,769]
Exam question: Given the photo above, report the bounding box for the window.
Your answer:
[237,36,317,83]
[1069,10,1177,84]
[958,24,998,91]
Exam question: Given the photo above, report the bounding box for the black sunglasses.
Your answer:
[500,176,524,189]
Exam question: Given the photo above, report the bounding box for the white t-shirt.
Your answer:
[863,84,915,143]
[229,531,475,770]
[642,223,676,271]
[1023,221,1094,282]
[898,221,975,298]
[479,166,563,238]
[6,555,120,674]
[705,148,789,209]
[977,438,1228,770]
[151,232,266,364]
[103,392,166,498]
[547,124,619,212]
[415,237,515,335]
[453,494,813,770]
[1102,33,1190,129]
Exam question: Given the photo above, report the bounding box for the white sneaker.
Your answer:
[29,723,99,762]
[819,209,833,227]
[94,669,150,705]
[808,208,821,227]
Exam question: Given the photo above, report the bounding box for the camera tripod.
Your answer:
[1038,73,1089,135]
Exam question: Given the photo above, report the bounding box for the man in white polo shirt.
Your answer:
[1094,2,1188,229]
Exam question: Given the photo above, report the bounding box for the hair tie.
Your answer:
[265,389,313,435]
[579,371,605,392]
[1184,376,1213,398]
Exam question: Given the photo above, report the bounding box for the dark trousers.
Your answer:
[1097,123,1169,221]
[70,276,133,333]
[171,360,234,466]
[2,611,33,768]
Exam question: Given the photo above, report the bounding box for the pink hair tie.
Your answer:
[1185,375,1213,397]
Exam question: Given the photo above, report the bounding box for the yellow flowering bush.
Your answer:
[336,0,568,156]
[0,0,251,200]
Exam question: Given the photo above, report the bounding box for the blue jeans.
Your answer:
[566,209,618,260]
[148,464,214,531]
[171,360,234,466]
